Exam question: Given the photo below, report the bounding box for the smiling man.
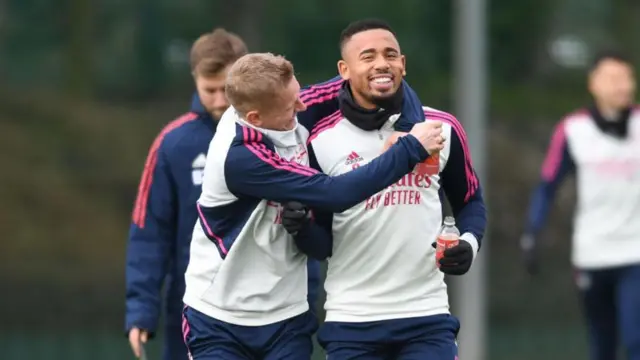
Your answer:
[280,19,487,360]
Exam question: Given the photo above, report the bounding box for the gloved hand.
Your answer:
[520,233,538,275]
[281,201,311,236]
[431,240,474,275]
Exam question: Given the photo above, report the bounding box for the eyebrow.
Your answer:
[359,47,399,56]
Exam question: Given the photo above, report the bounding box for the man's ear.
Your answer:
[401,55,407,76]
[245,110,263,127]
[338,60,350,80]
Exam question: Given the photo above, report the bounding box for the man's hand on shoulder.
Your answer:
[409,121,445,155]
[384,122,445,155]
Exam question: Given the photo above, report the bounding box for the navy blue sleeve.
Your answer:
[297,76,343,131]
[306,259,321,312]
[525,121,575,235]
[294,220,333,260]
[439,117,487,246]
[292,144,334,260]
[298,77,424,132]
[225,128,428,213]
[125,140,176,336]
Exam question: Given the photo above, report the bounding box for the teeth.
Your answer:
[372,77,392,84]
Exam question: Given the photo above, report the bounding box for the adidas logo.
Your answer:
[345,151,364,165]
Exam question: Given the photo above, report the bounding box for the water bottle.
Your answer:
[435,216,460,267]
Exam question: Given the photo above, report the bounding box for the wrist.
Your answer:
[125,315,158,337]
[459,232,479,260]
[125,325,156,339]
[292,219,313,239]
[400,135,430,161]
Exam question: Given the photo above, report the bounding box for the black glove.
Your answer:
[281,201,311,236]
[520,233,538,275]
[431,240,474,275]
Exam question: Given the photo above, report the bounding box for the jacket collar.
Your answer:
[190,93,216,132]
[588,104,632,139]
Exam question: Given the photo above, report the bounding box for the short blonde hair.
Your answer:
[225,53,294,115]
[190,28,248,77]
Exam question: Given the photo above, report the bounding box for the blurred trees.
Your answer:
[3,0,637,101]
[0,0,569,99]
[64,0,93,97]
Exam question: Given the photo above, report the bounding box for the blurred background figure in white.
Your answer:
[521,50,640,360]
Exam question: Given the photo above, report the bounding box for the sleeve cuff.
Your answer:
[125,315,158,338]
[460,232,479,260]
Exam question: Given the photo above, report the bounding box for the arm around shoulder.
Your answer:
[224,131,429,213]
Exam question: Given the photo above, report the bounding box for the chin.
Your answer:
[208,108,228,120]
[371,91,395,99]
[612,101,632,110]
[372,85,401,98]
[280,121,296,131]
[370,91,397,103]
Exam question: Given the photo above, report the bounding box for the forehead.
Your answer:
[262,77,299,114]
[593,59,633,76]
[196,68,229,88]
[264,76,299,111]
[344,29,400,55]
[280,76,300,102]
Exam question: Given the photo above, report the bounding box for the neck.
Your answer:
[596,102,623,121]
[338,82,405,132]
[350,87,378,110]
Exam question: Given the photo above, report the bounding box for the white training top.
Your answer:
[308,106,484,322]
[537,108,640,269]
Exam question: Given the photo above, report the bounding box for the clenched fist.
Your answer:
[408,121,445,155]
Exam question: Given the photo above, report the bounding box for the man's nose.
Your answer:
[373,56,390,70]
[212,93,228,107]
[296,98,307,112]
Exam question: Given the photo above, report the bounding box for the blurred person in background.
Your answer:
[280,19,487,360]
[124,28,248,360]
[181,53,442,360]
[520,50,640,360]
